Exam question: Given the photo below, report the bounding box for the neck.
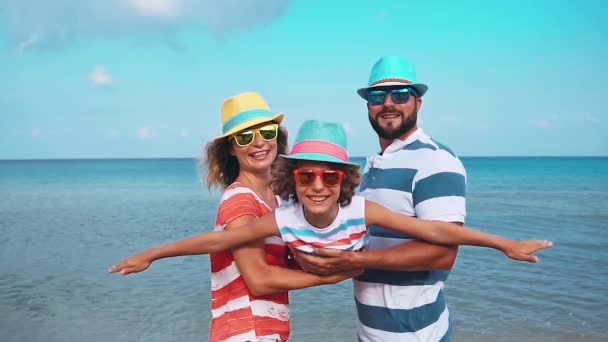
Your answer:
[302,204,339,229]
[236,169,275,204]
[379,125,418,153]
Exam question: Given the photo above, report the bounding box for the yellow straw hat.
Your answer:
[215,92,284,140]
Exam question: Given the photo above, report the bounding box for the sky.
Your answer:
[1,0,607,159]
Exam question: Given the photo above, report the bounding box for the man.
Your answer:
[294,56,466,341]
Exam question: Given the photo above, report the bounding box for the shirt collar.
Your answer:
[381,128,426,154]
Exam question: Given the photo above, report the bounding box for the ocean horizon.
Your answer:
[1,157,607,341]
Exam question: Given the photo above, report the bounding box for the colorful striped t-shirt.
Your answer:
[209,182,290,342]
[274,195,369,254]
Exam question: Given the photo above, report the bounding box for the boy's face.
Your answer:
[294,161,342,220]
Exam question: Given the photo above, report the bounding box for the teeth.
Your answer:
[310,196,327,202]
[251,151,268,157]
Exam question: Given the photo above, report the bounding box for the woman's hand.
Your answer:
[109,252,154,275]
[503,240,553,263]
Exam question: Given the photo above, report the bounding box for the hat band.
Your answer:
[370,78,413,86]
[290,141,349,162]
[222,109,275,134]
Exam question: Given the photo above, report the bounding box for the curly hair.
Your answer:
[201,124,288,190]
[272,158,361,206]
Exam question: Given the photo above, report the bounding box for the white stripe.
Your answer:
[362,188,414,215]
[358,306,450,342]
[225,333,283,342]
[223,331,256,342]
[211,261,240,290]
[211,294,250,319]
[415,196,465,222]
[222,185,275,211]
[353,280,444,310]
[264,235,285,246]
[251,299,290,321]
[367,236,414,251]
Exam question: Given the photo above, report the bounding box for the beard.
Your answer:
[368,104,418,140]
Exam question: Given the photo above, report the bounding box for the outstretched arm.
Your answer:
[365,200,552,262]
[109,214,280,275]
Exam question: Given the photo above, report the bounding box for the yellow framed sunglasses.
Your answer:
[232,123,279,147]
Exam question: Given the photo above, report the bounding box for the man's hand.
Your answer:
[291,248,363,275]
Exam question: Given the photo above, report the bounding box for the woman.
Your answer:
[200,93,356,342]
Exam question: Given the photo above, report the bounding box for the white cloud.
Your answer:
[110,129,121,137]
[2,0,293,51]
[17,33,40,53]
[31,128,41,137]
[585,115,600,123]
[138,127,157,139]
[129,0,180,18]
[534,114,559,128]
[534,119,552,128]
[89,65,113,86]
[342,122,353,134]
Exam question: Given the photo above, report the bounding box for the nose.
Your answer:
[310,174,325,191]
[383,93,396,106]
[252,131,265,147]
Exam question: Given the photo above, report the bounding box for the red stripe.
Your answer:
[290,141,348,162]
[288,230,368,249]
[211,311,290,342]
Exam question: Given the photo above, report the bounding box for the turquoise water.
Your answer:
[1,158,607,341]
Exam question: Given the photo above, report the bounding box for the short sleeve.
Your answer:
[216,191,262,227]
[412,155,467,223]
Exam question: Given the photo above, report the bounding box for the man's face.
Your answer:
[367,86,421,140]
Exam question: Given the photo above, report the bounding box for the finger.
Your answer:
[108,263,127,273]
[313,248,343,258]
[120,266,139,275]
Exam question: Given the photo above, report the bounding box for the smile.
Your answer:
[249,150,269,159]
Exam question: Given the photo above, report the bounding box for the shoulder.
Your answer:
[217,183,267,219]
[403,134,465,178]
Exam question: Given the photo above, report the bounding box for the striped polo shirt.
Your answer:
[275,195,369,254]
[210,182,290,342]
[356,128,467,342]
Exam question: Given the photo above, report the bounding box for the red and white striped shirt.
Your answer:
[209,182,290,342]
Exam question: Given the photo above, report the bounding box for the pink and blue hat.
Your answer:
[357,55,428,99]
[280,120,358,166]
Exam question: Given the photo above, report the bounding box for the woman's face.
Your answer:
[230,121,279,175]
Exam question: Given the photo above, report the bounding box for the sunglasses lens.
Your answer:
[390,89,411,104]
[258,124,278,141]
[295,171,316,186]
[234,131,254,146]
[321,171,342,186]
[367,91,386,105]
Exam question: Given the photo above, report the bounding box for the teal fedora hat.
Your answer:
[357,56,428,100]
[280,120,358,166]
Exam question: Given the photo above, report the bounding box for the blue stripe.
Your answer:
[222,109,274,134]
[360,167,417,192]
[413,172,466,206]
[369,225,415,240]
[431,138,456,157]
[355,291,447,333]
[402,139,437,151]
[279,218,365,239]
[356,269,449,286]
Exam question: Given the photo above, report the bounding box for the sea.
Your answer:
[1,157,607,342]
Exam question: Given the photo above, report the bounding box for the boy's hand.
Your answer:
[504,240,553,263]
[109,254,153,275]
